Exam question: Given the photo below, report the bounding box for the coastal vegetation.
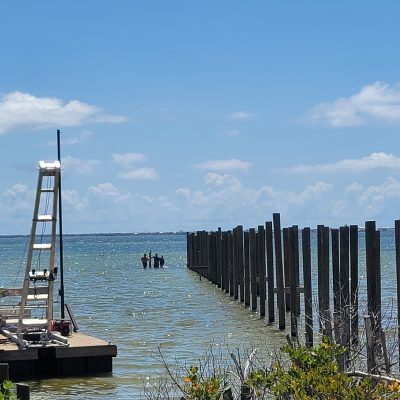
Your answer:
[145,337,400,399]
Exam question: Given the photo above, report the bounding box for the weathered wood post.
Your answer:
[283,227,290,311]
[350,224,359,347]
[302,227,313,347]
[0,363,9,382]
[339,225,350,367]
[186,232,190,267]
[331,228,340,342]
[266,221,275,323]
[249,228,258,311]
[258,225,266,317]
[365,221,381,336]
[244,230,250,307]
[216,228,222,288]
[395,219,400,369]
[289,226,298,338]
[273,213,285,330]
[237,225,244,303]
[203,230,209,278]
[319,226,331,336]
[209,232,216,284]
[228,231,234,297]
[233,227,239,300]
[16,383,30,400]
[222,232,228,293]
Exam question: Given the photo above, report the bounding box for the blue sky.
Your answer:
[1,1,400,234]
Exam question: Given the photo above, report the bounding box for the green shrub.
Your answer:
[246,336,400,399]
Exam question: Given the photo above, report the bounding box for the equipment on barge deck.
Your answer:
[0,161,69,348]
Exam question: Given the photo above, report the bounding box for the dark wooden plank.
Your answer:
[266,221,274,323]
[331,228,340,315]
[289,226,298,338]
[258,225,266,317]
[365,221,378,329]
[283,227,290,311]
[273,213,285,330]
[395,220,400,368]
[228,231,234,296]
[244,230,250,307]
[237,225,244,303]
[350,225,359,346]
[233,227,239,300]
[339,225,350,366]
[321,226,331,336]
[302,227,313,347]
[249,228,258,311]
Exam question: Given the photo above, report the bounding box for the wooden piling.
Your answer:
[249,228,258,311]
[302,227,313,347]
[320,226,331,336]
[350,225,359,347]
[289,226,298,338]
[331,228,340,315]
[244,230,250,307]
[365,221,380,331]
[266,221,275,323]
[258,225,266,317]
[228,231,234,297]
[283,227,290,311]
[237,226,245,303]
[233,227,239,300]
[273,213,285,330]
[16,383,30,400]
[395,220,400,369]
[339,225,350,366]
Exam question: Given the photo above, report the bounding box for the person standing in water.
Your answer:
[160,256,165,267]
[153,253,160,268]
[149,250,152,268]
[141,253,149,268]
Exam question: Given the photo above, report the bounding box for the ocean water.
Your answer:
[0,230,399,399]
[0,233,289,399]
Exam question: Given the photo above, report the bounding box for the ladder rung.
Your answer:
[7,318,48,327]
[36,215,54,222]
[33,244,52,250]
[27,294,49,301]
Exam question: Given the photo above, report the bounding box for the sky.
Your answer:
[1,1,400,234]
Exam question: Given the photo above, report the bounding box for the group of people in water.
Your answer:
[141,251,165,268]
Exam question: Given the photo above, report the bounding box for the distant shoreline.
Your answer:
[0,231,187,238]
[0,227,396,238]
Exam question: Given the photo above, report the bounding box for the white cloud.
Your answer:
[346,182,363,193]
[62,156,99,174]
[228,111,253,120]
[305,81,400,127]
[359,177,400,206]
[0,91,127,134]
[112,152,146,166]
[3,183,29,197]
[287,152,400,174]
[118,167,158,180]
[204,173,231,186]
[62,189,87,211]
[194,159,252,171]
[88,182,121,198]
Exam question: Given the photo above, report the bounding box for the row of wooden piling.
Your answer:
[186,213,400,373]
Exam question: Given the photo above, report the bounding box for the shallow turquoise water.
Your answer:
[0,233,289,399]
[0,230,399,399]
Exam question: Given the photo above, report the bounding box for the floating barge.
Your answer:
[0,331,117,380]
[0,155,117,380]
